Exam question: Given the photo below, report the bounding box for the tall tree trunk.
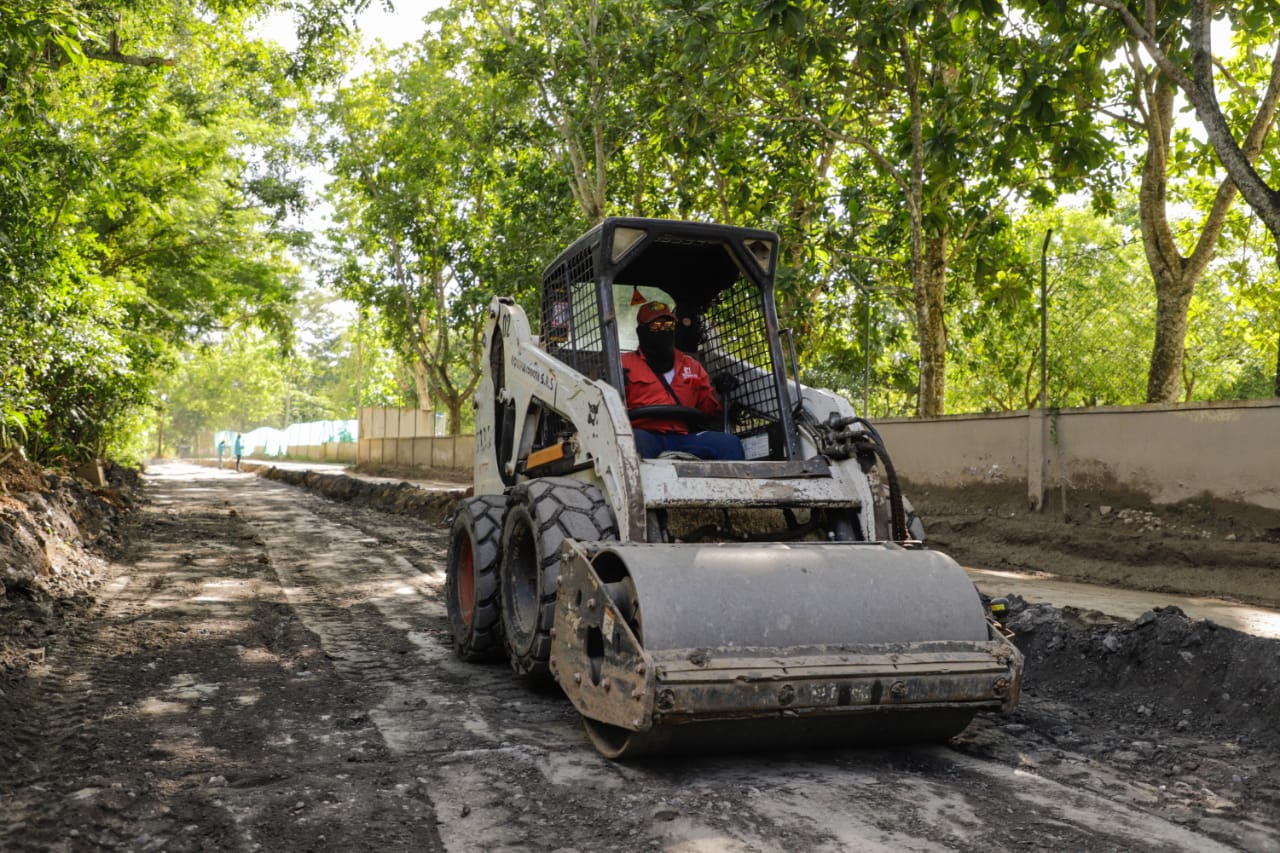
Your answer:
[446,396,464,438]
[412,356,433,411]
[915,230,947,417]
[1090,2,1280,251]
[900,36,950,417]
[1145,270,1194,402]
[1133,47,1280,402]
[1096,4,1280,398]
[1140,76,1190,403]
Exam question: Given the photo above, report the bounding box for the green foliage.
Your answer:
[947,205,1154,412]
[1183,227,1280,401]
[162,330,287,437]
[0,0,364,464]
[5,0,1278,462]
[803,272,923,418]
[321,14,584,435]
[315,0,1276,420]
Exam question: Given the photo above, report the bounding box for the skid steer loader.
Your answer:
[445,217,1022,758]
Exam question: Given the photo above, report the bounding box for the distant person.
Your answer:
[233,433,244,472]
[622,301,744,460]
[217,438,227,469]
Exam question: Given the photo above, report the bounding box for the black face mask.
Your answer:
[638,324,675,374]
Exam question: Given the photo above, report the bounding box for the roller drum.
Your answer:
[590,542,990,650]
[551,540,1022,758]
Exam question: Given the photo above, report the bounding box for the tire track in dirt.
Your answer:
[0,493,272,849]
[231,466,1258,852]
[0,469,449,851]
[3,463,1270,851]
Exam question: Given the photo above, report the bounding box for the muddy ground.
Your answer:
[911,480,1280,610]
[0,458,1278,851]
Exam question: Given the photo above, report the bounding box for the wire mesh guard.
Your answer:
[540,232,787,459]
[698,277,783,443]
[542,244,608,382]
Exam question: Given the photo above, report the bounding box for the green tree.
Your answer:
[161,328,288,444]
[467,0,670,224]
[670,0,1111,416]
[1085,0,1280,395]
[0,0,361,463]
[1060,1,1280,402]
[323,17,578,435]
[948,205,1153,412]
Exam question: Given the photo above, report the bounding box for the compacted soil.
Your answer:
[913,481,1280,609]
[0,459,1277,851]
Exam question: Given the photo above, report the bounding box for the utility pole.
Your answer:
[1030,229,1052,513]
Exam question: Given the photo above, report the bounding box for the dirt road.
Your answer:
[2,463,1278,851]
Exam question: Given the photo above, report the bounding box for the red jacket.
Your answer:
[622,350,722,434]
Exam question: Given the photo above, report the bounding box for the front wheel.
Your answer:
[500,478,617,677]
[445,496,507,661]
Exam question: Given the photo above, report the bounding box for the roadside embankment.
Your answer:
[254,463,469,524]
[0,455,136,679]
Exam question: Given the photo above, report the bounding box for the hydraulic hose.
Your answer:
[854,435,909,542]
[796,404,911,543]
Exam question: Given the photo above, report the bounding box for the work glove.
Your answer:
[712,372,739,396]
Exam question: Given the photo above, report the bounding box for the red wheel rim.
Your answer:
[457,534,475,625]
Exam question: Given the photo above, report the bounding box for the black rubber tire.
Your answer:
[500,477,618,677]
[445,495,508,662]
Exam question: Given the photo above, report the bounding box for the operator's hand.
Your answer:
[712,372,739,396]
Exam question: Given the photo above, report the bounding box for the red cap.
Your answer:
[637,301,676,325]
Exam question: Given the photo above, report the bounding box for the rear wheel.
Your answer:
[445,496,507,661]
[500,477,617,677]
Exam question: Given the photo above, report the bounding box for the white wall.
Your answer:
[875,400,1280,510]
[363,400,1280,511]
[356,407,473,471]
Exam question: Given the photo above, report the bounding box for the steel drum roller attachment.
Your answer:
[550,541,1023,759]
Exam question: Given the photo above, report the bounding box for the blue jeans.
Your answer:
[634,429,745,460]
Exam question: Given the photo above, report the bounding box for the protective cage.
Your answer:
[539,218,798,460]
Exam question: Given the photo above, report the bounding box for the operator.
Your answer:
[622,301,745,460]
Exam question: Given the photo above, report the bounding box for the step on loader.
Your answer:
[445,217,1022,758]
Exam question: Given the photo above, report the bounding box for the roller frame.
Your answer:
[550,540,1023,735]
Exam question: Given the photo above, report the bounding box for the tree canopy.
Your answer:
[3,0,1278,465]
[0,0,366,461]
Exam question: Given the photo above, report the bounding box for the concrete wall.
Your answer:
[356,435,476,470]
[353,401,1280,509]
[288,443,358,464]
[359,407,442,440]
[875,400,1280,510]
[356,406,472,472]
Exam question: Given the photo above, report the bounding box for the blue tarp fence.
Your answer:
[214,419,357,458]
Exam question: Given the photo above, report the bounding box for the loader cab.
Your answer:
[541,218,800,461]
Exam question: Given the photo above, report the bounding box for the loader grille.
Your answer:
[698,277,784,438]
[542,245,607,382]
